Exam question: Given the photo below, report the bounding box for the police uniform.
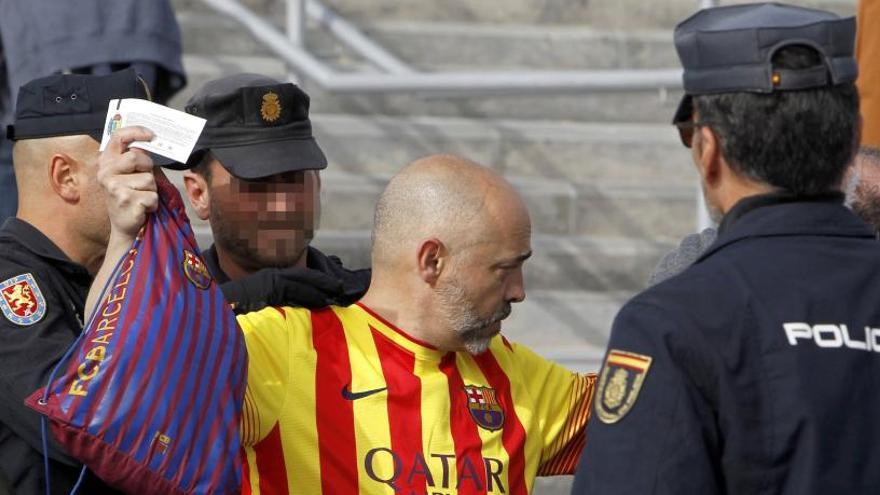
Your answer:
[177,74,370,312]
[0,70,145,494]
[572,4,880,494]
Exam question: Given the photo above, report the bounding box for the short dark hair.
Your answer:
[694,45,860,195]
[190,150,214,184]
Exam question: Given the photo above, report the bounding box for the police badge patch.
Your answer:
[0,273,47,326]
[260,91,281,123]
[464,385,505,431]
[595,349,652,424]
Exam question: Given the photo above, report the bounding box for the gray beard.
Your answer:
[435,280,511,355]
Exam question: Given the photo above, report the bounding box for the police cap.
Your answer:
[672,2,857,123]
[6,68,149,142]
[179,73,327,179]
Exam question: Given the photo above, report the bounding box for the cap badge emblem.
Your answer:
[260,91,282,123]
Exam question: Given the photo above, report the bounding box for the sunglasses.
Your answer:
[674,121,713,148]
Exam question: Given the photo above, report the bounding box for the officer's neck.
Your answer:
[705,162,775,217]
[16,211,106,275]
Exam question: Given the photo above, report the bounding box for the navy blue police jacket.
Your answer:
[0,219,120,494]
[571,192,880,495]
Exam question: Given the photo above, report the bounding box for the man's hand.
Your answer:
[87,126,157,318]
[97,126,158,241]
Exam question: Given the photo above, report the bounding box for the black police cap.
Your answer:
[179,73,327,179]
[6,68,148,142]
[672,2,857,123]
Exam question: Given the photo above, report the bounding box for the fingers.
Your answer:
[97,125,159,238]
[98,147,153,177]
[104,126,155,155]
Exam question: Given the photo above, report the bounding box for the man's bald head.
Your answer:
[364,154,531,354]
[11,134,111,274]
[13,135,99,196]
[372,154,529,269]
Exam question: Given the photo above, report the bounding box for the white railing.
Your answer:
[201,0,703,95]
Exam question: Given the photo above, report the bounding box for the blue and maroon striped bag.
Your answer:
[26,173,246,494]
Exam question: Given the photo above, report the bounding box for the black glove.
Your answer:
[220,266,344,314]
[219,247,371,313]
[307,248,371,307]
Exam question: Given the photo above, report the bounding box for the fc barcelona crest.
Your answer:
[595,349,652,424]
[182,250,212,290]
[464,385,504,431]
[0,273,47,326]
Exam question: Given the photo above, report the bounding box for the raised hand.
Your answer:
[97,126,158,240]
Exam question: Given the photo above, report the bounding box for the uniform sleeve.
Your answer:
[237,306,293,447]
[506,339,598,476]
[570,300,722,495]
[0,269,80,465]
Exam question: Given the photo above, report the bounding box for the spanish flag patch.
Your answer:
[595,349,652,424]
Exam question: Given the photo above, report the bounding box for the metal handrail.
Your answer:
[305,0,413,74]
[201,0,685,96]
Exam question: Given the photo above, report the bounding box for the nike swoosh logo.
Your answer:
[341,384,387,401]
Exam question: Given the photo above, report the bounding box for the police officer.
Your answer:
[175,74,369,312]
[572,3,880,494]
[0,70,147,493]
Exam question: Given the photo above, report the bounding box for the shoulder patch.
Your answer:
[595,349,652,424]
[0,273,47,326]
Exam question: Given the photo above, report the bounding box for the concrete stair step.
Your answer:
[178,11,680,70]
[273,0,854,28]
[360,22,677,71]
[172,53,685,123]
[310,114,695,185]
[314,170,698,239]
[501,288,624,372]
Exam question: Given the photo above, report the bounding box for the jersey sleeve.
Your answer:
[237,306,296,447]
[570,300,721,495]
[0,268,80,465]
[504,339,598,476]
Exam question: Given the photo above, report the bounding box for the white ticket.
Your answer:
[99,99,206,164]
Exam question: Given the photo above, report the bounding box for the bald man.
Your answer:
[92,151,598,494]
[0,71,146,493]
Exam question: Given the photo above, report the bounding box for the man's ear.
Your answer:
[695,125,723,188]
[183,171,211,221]
[416,238,446,285]
[48,153,79,203]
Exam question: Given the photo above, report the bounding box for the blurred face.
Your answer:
[207,160,321,269]
[434,214,531,355]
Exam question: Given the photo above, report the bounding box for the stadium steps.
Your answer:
[176,51,684,123]
[174,0,856,28]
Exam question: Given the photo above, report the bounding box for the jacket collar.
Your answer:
[0,217,91,277]
[697,191,873,263]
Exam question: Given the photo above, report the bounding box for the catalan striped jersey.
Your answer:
[237,303,596,495]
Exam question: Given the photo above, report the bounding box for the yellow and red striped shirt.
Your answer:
[237,303,596,494]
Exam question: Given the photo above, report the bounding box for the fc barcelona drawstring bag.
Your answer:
[26,172,246,494]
